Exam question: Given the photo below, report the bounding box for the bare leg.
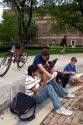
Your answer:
[41,73,49,84]
[72,76,83,84]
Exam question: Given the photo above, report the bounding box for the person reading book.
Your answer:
[63,57,83,87]
[25,65,75,116]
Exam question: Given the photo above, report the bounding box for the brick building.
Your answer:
[3,9,83,47]
[34,16,83,47]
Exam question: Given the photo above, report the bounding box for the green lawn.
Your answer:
[0,47,83,57]
[49,47,83,54]
[0,52,7,57]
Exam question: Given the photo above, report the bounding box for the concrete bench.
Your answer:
[0,76,25,112]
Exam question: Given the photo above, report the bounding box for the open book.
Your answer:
[75,73,83,78]
[47,72,58,82]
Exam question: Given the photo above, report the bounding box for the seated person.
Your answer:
[63,57,83,87]
[33,48,52,80]
[25,65,75,116]
[32,48,69,86]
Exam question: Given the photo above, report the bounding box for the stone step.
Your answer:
[0,85,82,125]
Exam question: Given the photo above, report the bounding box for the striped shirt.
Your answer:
[25,75,40,96]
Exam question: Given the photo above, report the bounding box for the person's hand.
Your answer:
[49,72,58,80]
[71,72,76,75]
[41,82,45,87]
[47,72,57,79]
[46,61,50,67]
[47,73,52,79]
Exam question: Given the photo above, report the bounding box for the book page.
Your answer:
[47,72,57,82]
[75,73,83,78]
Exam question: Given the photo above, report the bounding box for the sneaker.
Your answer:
[56,107,72,116]
[66,84,71,88]
[66,93,75,98]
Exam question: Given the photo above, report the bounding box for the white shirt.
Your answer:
[25,75,40,96]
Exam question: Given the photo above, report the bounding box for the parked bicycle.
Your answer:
[0,42,28,77]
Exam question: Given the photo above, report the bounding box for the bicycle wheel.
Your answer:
[17,50,28,68]
[0,55,12,77]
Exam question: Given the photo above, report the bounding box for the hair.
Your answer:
[71,57,77,62]
[41,48,49,57]
[28,65,38,76]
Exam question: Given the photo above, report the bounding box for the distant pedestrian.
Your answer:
[60,35,67,54]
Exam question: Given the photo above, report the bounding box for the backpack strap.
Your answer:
[18,102,36,121]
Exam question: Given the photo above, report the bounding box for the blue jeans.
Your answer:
[33,80,68,110]
[48,80,68,97]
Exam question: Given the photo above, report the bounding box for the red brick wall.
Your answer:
[37,37,83,46]
[35,19,83,46]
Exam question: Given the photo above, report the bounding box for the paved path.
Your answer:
[41,87,83,125]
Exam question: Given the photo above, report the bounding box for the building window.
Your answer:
[43,23,48,35]
[51,23,56,34]
[71,40,76,48]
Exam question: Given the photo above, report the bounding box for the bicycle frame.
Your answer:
[0,44,28,77]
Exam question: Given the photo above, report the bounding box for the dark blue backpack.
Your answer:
[10,92,36,121]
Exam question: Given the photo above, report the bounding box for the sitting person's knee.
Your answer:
[73,77,79,81]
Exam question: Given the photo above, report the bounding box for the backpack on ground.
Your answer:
[10,92,36,121]
[56,72,69,88]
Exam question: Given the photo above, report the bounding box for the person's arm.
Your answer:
[63,71,76,75]
[31,81,45,94]
[38,64,52,78]
[63,65,76,75]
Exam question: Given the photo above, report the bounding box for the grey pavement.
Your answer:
[0,53,83,125]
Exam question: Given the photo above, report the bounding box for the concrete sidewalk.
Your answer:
[0,53,83,125]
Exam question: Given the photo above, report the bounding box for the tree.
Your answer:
[75,0,83,15]
[27,22,38,44]
[2,0,35,43]
[0,11,18,43]
[37,1,83,33]
[0,13,38,45]
[56,2,83,33]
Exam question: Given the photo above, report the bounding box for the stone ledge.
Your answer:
[0,77,25,110]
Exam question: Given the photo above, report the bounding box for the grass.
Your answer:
[49,47,83,54]
[0,52,7,57]
[0,47,83,57]
[27,49,41,56]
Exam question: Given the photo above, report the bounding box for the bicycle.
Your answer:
[0,42,28,77]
